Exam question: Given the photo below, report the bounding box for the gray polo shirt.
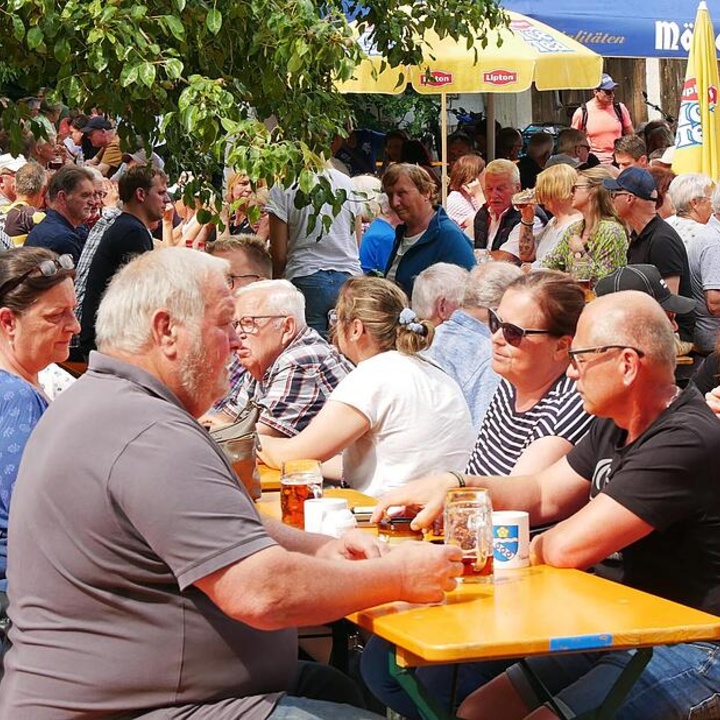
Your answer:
[1,352,296,719]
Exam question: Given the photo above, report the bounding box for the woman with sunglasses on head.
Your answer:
[466,270,593,478]
[0,247,79,674]
[258,276,475,497]
[542,166,628,283]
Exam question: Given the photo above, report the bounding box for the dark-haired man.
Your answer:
[78,165,168,357]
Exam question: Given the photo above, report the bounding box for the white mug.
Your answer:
[492,511,530,569]
[304,498,348,533]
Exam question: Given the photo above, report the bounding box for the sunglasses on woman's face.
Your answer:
[488,308,553,347]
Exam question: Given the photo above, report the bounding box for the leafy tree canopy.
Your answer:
[0,0,505,217]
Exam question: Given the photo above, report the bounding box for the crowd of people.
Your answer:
[1,75,720,720]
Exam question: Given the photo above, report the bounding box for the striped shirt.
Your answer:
[466,374,593,477]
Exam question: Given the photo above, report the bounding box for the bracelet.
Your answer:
[520,219,534,227]
[448,470,466,488]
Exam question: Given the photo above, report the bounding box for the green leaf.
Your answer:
[138,62,156,88]
[165,58,183,80]
[173,0,186,12]
[130,5,147,19]
[196,208,211,224]
[120,63,139,87]
[165,15,185,41]
[12,17,25,42]
[54,37,71,64]
[26,26,43,50]
[298,170,315,194]
[206,8,222,35]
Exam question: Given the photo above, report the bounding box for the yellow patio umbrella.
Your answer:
[337,10,602,198]
[671,1,720,181]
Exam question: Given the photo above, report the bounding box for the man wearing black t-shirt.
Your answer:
[78,164,167,358]
[604,167,695,350]
[370,291,720,719]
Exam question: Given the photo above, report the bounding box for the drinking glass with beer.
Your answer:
[222,435,262,501]
[280,459,323,529]
[444,488,494,583]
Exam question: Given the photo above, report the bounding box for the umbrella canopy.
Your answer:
[338,11,603,95]
[671,1,720,180]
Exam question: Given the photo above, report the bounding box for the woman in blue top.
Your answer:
[0,247,79,666]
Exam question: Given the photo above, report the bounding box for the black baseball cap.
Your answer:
[595,264,696,314]
[80,116,113,133]
[603,167,658,201]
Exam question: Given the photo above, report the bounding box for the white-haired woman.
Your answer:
[666,173,715,248]
[258,276,474,497]
[411,262,469,327]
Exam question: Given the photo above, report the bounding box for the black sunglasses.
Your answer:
[488,308,553,347]
[568,345,645,370]
[0,254,75,299]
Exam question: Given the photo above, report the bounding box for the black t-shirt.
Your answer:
[627,214,695,342]
[566,386,720,614]
[691,352,720,395]
[79,212,153,355]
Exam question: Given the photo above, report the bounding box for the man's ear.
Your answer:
[281,315,297,344]
[151,309,177,357]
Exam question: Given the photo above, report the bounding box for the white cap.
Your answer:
[0,153,27,173]
[659,146,675,165]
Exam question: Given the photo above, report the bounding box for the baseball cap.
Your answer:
[0,153,27,174]
[596,73,618,91]
[595,264,696,315]
[80,116,113,133]
[121,149,165,171]
[603,167,658,201]
[659,146,675,165]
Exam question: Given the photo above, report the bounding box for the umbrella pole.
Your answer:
[486,94,496,161]
[441,92,448,207]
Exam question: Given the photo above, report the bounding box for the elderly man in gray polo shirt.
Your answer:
[0,248,461,719]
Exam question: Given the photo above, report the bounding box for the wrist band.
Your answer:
[448,470,466,488]
[520,219,534,227]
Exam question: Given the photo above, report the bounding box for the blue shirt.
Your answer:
[360,217,395,274]
[0,371,48,591]
[25,208,85,263]
[422,309,499,432]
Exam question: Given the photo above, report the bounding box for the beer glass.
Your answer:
[280,459,323,529]
[444,488,494,583]
[222,435,261,501]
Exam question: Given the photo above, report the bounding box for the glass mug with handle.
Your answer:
[444,488,494,583]
[280,459,323,529]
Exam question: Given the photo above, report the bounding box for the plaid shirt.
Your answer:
[218,326,352,437]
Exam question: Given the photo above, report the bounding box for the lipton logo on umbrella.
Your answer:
[483,70,518,86]
[709,85,718,112]
[682,77,699,102]
[419,71,453,87]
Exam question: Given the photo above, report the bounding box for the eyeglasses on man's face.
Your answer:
[488,308,552,347]
[568,345,645,370]
[610,191,632,200]
[0,253,75,300]
[232,315,286,334]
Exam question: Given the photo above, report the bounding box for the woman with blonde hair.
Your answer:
[446,153,486,239]
[500,163,582,265]
[259,276,474,497]
[542,166,628,281]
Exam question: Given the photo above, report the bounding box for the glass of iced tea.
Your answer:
[280,459,323,529]
[444,488,494,583]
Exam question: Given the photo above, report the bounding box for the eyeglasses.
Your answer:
[598,89,615,95]
[0,254,75,299]
[232,315,286,334]
[610,191,632,200]
[571,184,593,193]
[227,274,263,290]
[488,308,553,347]
[568,345,644,370]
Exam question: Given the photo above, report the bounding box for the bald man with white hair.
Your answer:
[369,291,720,720]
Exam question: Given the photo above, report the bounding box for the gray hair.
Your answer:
[96,247,229,354]
[484,159,520,186]
[411,263,469,319]
[462,262,523,309]
[84,166,105,185]
[14,160,46,196]
[350,174,383,220]
[667,173,714,216]
[234,279,306,326]
[712,184,720,215]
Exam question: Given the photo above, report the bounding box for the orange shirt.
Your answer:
[571,99,632,164]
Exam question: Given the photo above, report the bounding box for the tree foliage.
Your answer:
[0,0,506,213]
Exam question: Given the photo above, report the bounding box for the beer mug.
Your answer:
[280,459,323,529]
[444,488,494,583]
[222,435,261,501]
[512,188,536,210]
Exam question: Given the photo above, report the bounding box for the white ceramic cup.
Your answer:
[304,498,348,533]
[492,510,530,569]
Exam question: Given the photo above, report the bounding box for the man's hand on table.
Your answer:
[315,529,388,561]
[371,472,459,530]
[387,542,463,603]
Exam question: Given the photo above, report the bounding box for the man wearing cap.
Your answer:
[110,148,165,182]
[571,74,634,164]
[82,117,122,177]
[604,167,695,351]
[0,154,28,250]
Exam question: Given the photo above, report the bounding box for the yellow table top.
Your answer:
[348,565,720,666]
[256,487,376,522]
[259,463,282,491]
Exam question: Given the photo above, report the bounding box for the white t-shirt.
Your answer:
[329,351,474,497]
[500,215,580,266]
[266,168,361,280]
